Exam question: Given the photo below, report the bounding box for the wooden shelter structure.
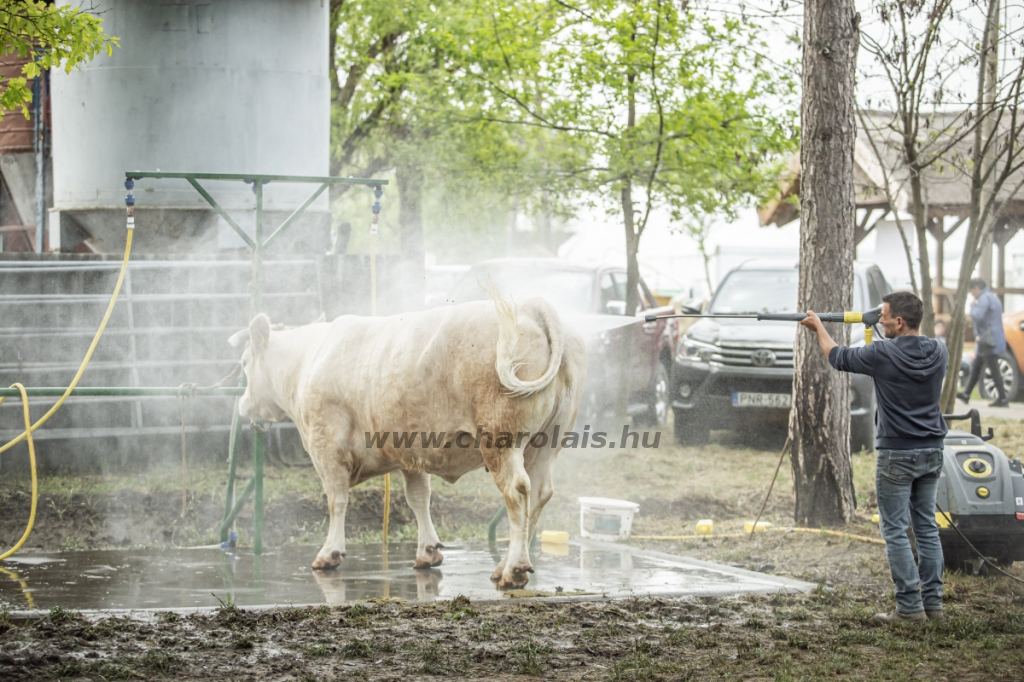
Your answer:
[759,110,1024,309]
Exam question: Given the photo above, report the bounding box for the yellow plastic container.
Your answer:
[695,519,714,535]
[935,512,952,528]
[871,513,880,524]
[744,521,773,533]
[541,542,569,556]
[540,530,570,544]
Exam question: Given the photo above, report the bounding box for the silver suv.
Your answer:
[671,260,893,451]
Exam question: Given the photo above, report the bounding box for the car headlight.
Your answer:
[677,337,717,363]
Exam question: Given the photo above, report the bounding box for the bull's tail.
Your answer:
[488,283,564,398]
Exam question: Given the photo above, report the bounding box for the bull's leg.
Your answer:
[487,446,533,589]
[402,470,444,568]
[524,451,556,541]
[312,455,351,570]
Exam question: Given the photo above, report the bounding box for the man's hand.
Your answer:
[799,310,824,333]
[800,310,838,358]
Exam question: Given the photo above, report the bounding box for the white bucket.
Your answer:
[578,497,640,541]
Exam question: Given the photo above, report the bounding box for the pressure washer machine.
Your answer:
[937,410,1024,574]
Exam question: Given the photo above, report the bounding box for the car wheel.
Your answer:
[850,415,875,454]
[673,408,709,446]
[638,362,670,428]
[979,351,1021,401]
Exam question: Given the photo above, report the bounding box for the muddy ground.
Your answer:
[2,580,1023,680]
[2,420,1024,679]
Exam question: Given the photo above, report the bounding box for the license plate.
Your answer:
[732,392,791,408]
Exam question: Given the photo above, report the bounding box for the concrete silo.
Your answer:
[49,0,330,255]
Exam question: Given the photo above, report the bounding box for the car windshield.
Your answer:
[449,265,595,314]
[710,269,863,314]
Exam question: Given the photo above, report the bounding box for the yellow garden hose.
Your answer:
[0,227,134,560]
[0,384,37,561]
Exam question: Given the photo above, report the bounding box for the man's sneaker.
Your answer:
[873,610,927,624]
[925,609,944,621]
[956,391,971,404]
[989,398,1010,407]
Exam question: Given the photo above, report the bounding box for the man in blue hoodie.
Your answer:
[957,278,1008,407]
[800,291,948,624]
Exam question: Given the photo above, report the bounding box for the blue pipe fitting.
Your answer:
[125,194,135,207]
[220,530,239,550]
[374,186,384,200]
[372,201,381,215]
[124,179,134,191]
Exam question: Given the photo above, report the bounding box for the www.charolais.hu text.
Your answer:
[365,426,661,449]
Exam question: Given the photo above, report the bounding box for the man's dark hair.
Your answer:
[968,277,987,290]
[882,291,923,330]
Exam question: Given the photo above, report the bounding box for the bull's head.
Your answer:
[228,313,288,422]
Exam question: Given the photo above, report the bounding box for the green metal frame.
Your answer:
[0,387,243,397]
[125,171,387,554]
[6,172,387,555]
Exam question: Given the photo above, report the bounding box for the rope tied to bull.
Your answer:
[175,363,242,399]
[173,365,245,519]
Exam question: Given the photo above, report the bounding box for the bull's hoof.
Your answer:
[413,544,445,569]
[496,566,533,590]
[311,551,345,571]
[489,563,506,583]
[496,563,533,590]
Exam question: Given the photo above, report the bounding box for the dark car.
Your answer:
[446,258,678,429]
[671,260,893,451]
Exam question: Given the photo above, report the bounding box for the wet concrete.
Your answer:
[0,539,812,612]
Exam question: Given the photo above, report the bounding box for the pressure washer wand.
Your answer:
[645,306,883,343]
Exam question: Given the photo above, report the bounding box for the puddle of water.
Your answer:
[0,540,811,612]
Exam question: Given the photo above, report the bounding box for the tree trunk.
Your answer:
[615,179,639,422]
[940,0,1001,412]
[788,0,860,526]
[396,163,425,311]
[907,154,935,337]
[622,68,641,318]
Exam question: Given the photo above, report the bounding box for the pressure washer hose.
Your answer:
[0,227,135,560]
[632,527,886,546]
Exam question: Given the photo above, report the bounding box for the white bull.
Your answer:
[229,295,586,589]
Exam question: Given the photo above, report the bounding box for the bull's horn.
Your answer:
[228,329,250,348]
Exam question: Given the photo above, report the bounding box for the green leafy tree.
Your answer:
[463,0,798,315]
[328,0,579,261]
[0,1,117,119]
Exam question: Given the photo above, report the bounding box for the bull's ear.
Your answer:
[250,313,272,353]
[227,329,250,348]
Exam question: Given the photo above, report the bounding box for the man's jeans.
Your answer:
[876,448,944,614]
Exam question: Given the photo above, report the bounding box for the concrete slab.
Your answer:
[0,540,813,613]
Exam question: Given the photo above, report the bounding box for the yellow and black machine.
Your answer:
[938,410,1024,574]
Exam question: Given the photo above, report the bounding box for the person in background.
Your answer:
[933,319,947,346]
[957,278,1008,407]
